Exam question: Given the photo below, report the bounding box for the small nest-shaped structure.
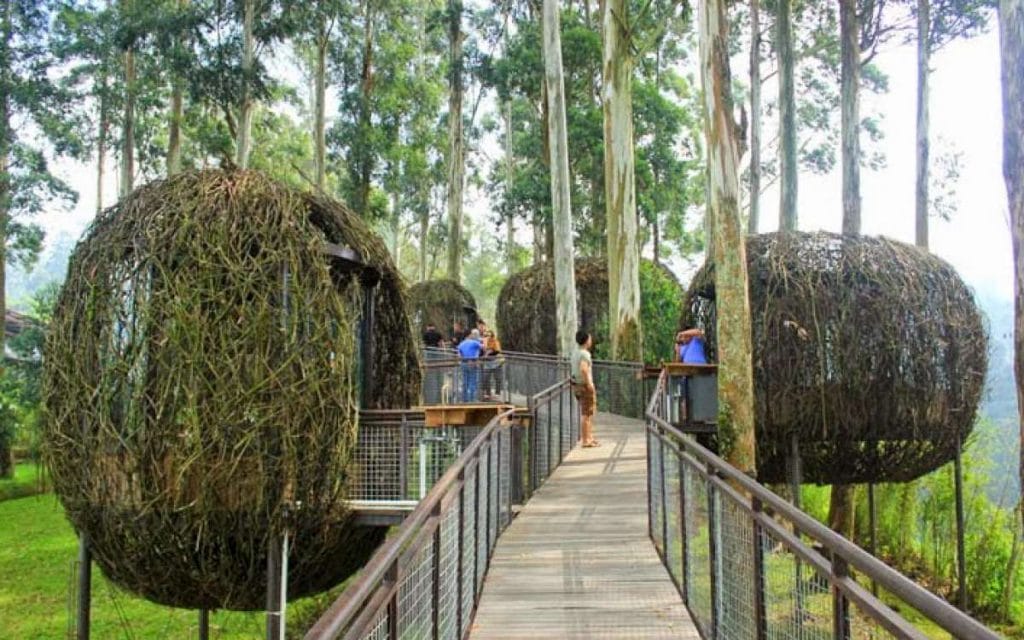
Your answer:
[681,231,987,484]
[407,279,477,334]
[497,258,682,363]
[42,170,420,610]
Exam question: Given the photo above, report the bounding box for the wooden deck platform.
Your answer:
[469,412,699,639]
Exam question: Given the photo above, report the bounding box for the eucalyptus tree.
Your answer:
[602,0,643,361]
[698,0,756,473]
[1000,0,1024,530]
[913,0,993,249]
[777,0,798,231]
[447,0,466,282]
[0,0,82,475]
[542,0,579,358]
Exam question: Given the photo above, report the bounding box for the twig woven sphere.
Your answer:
[42,170,420,610]
[681,231,987,484]
[497,258,682,363]
[407,279,477,332]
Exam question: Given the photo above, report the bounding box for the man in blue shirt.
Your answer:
[458,329,484,401]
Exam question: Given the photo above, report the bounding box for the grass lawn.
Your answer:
[0,495,349,638]
[0,462,48,502]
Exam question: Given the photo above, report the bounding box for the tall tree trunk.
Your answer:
[602,0,643,362]
[915,0,931,248]
[777,0,797,231]
[96,84,109,215]
[419,203,429,282]
[504,101,516,275]
[840,0,861,234]
[699,0,757,473]
[533,213,544,264]
[446,0,465,283]
[314,24,328,191]
[235,0,255,168]
[121,1,136,197]
[0,0,11,478]
[166,0,187,176]
[828,484,857,538]
[543,0,580,358]
[749,0,762,234]
[1000,0,1024,532]
[357,0,375,214]
[833,0,864,530]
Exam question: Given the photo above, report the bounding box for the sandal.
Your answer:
[582,440,601,448]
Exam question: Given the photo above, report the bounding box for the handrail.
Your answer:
[646,369,1001,640]
[307,407,516,639]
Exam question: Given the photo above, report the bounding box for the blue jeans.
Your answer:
[461,362,478,401]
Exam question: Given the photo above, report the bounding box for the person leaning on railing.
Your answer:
[458,329,484,402]
[481,330,503,400]
[571,330,600,447]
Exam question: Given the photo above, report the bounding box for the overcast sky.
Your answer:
[30,23,1012,300]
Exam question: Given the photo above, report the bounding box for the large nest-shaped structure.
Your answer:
[681,231,986,485]
[42,170,421,610]
[497,258,682,363]
[407,279,477,334]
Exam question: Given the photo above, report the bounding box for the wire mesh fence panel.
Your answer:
[350,421,410,501]
[760,525,833,640]
[460,464,477,638]
[716,493,758,639]
[397,541,435,640]
[650,432,664,557]
[560,390,573,455]
[663,444,682,587]
[438,498,460,640]
[593,362,644,418]
[684,459,713,637]
[359,608,390,640]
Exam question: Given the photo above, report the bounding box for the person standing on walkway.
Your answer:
[458,328,484,401]
[571,330,599,447]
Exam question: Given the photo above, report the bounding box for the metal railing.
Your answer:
[310,378,579,639]
[422,348,511,405]
[644,369,1001,640]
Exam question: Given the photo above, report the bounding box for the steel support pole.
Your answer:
[77,535,92,640]
[868,482,879,597]
[198,609,210,640]
[266,534,288,640]
[954,429,967,610]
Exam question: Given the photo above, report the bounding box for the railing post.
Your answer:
[528,400,538,494]
[660,427,668,561]
[752,497,767,640]
[678,453,688,603]
[387,561,399,639]
[831,554,851,640]
[559,386,565,461]
[474,453,481,597]
[431,501,441,640]
[646,421,654,542]
[456,470,465,639]
[399,414,408,500]
[707,463,719,640]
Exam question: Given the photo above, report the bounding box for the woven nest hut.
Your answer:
[42,170,420,610]
[497,257,682,363]
[407,279,478,334]
[681,231,986,485]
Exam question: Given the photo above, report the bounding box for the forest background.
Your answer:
[2,0,1022,633]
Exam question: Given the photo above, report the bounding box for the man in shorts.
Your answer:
[571,330,599,447]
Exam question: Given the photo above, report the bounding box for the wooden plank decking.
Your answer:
[469,412,699,639]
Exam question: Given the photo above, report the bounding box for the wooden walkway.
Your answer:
[469,412,699,639]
